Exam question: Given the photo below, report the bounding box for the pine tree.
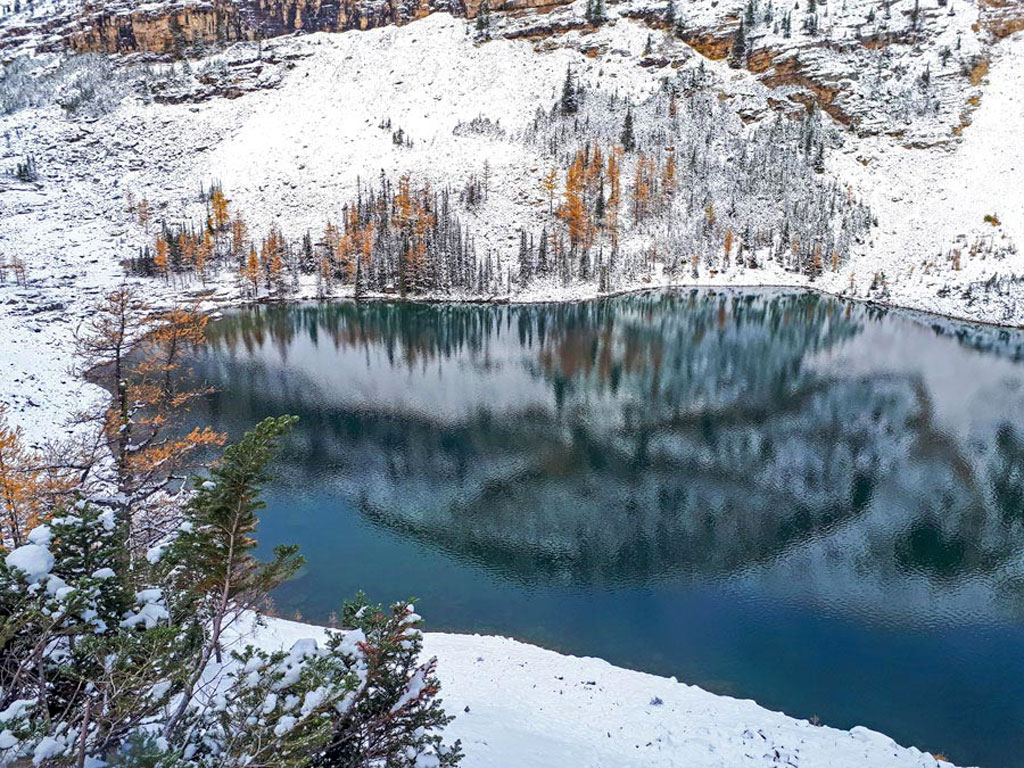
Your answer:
[621,108,636,152]
[0,420,463,768]
[165,416,302,731]
[315,598,463,768]
[729,20,747,68]
[518,229,532,284]
[538,226,549,274]
[475,0,491,37]
[560,67,578,116]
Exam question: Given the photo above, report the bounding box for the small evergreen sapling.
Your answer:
[164,414,303,734]
[314,595,463,768]
[474,0,491,39]
[729,20,748,68]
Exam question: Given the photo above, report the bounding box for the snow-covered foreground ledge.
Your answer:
[252,617,958,768]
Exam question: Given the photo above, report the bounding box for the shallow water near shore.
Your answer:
[181,289,1024,768]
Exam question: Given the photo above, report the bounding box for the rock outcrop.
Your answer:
[1,0,572,55]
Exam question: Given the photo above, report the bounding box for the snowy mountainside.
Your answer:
[0,4,1021,446]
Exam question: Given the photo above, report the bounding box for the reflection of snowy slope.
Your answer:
[190,290,1024,626]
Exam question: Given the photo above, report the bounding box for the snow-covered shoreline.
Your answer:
[250,616,959,768]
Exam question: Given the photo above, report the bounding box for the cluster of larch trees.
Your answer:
[128,173,508,299]
[522,65,872,289]
[122,64,871,301]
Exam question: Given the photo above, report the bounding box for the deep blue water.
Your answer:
[184,290,1024,768]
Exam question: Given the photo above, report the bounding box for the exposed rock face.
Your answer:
[981,0,1024,38]
[3,0,576,55]
[677,28,733,60]
[61,0,464,54]
[760,52,849,126]
[0,0,1012,151]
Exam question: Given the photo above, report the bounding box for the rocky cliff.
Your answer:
[1,0,1021,147]
[1,0,573,55]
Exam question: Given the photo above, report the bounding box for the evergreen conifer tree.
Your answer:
[475,0,491,37]
[621,108,636,152]
[560,67,579,115]
[729,20,747,68]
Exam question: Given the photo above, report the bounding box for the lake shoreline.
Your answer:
[225,279,1024,334]
[248,615,963,768]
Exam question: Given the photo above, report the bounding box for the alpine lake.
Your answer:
[176,289,1024,768]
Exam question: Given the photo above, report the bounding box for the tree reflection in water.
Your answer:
[180,289,1024,768]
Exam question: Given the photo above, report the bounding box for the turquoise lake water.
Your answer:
[184,290,1024,767]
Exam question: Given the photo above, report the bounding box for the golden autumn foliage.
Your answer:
[210,186,230,229]
[244,245,260,296]
[77,287,226,552]
[154,236,170,277]
[0,412,77,548]
[541,167,559,215]
[197,231,213,283]
[395,175,414,230]
[559,151,591,251]
[631,153,655,224]
[0,411,41,547]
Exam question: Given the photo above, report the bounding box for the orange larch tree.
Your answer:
[76,288,225,555]
[559,151,590,252]
[245,245,260,297]
[0,410,40,547]
[210,186,231,230]
[154,236,169,278]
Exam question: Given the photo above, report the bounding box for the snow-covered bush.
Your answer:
[314,597,462,768]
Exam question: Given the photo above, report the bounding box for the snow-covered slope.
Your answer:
[254,616,958,768]
[832,29,1024,323]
